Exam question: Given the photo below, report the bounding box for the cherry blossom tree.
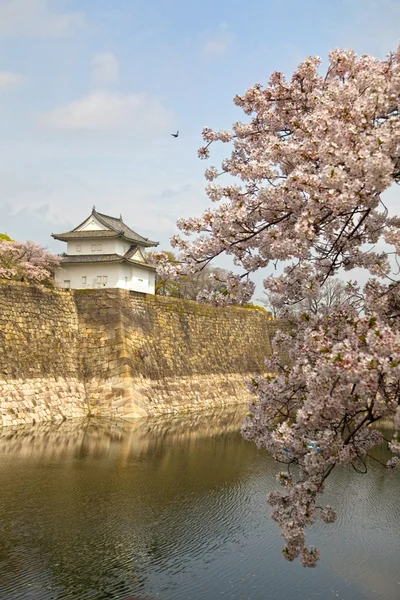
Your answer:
[160,47,400,566]
[147,251,182,297]
[0,237,60,284]
[149,250,230,302]
[261,278,361,317]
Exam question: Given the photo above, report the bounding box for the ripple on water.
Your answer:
[0,412,399,600]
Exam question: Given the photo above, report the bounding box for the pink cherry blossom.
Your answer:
[0,239,60,284]
[163,46,400,566]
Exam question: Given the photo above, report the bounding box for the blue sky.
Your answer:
[0,0,399,296]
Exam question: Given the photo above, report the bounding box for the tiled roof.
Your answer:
[52,208,159,247]
[125,245,139,259]
[60,254,123,264]
[52,230,117,240]
[59,253,157,270]
[93,210,158,247]
[128,258,156,270]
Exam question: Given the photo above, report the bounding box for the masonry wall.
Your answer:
[0,283,280,426]
[74,290,275,418]
[0,283,87,426]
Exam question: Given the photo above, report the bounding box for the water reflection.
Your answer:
[0,406,247,459]
[0,409,399,600]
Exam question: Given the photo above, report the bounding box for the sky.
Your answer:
[0,0,399,298]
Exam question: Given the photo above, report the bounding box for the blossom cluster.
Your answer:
[242,306,400,565]
[0,239,60,284]
[166,46,400,566]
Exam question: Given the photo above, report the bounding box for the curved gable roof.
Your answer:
[93,210,157,246]
[52,207,159,247]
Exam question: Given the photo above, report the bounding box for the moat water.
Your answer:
[0,407,399,600]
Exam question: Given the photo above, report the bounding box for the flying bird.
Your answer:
[171,130,179,138]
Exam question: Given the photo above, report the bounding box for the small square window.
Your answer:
[91,244,96,251]
[76,245,81,252]
[97,275,102,283]
[82,276,87,284]
[102,276,107,283]
[97,244,102,251]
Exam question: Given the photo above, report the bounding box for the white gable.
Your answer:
[132,248,145,262]
[76,215,110,232]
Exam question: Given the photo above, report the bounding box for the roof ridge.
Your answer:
[93,208,158,247]
[92,210,121,234]
[95,210,121,222]
[54,209,159,248]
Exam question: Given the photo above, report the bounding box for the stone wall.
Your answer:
[74,290,275,418]
[0,283,87,426]
[0,283,280,426]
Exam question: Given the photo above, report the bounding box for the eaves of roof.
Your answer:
[52,207,159,248]
[59,254,157,270]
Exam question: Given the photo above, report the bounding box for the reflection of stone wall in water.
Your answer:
[0,406,248,459]
[0,282,285,426]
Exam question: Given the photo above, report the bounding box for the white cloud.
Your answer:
[201,23,233,59]
[0,71,22,89]
[39,91,172,136]
[91,52,119,86]
[0,0,84,37]
[0,168,194,244]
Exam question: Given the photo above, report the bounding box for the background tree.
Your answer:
[260,278,361,317]
[0,233,13,242]
[147,251,182,297]
[259,291,285,319]
[163,47,400,566]
[180,265,230,301]
[0,236,60,284]
[148,250,229,301]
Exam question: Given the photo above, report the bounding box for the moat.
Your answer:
[0,407,399,600]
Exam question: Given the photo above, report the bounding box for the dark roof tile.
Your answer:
[52,230,117,240]
[52,208,159,247]
[60,254,123,264]
[59,253,157,270]
[94,210,158,246]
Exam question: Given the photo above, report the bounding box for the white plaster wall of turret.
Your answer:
[66,238,130,256]
[55,262,155,293]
